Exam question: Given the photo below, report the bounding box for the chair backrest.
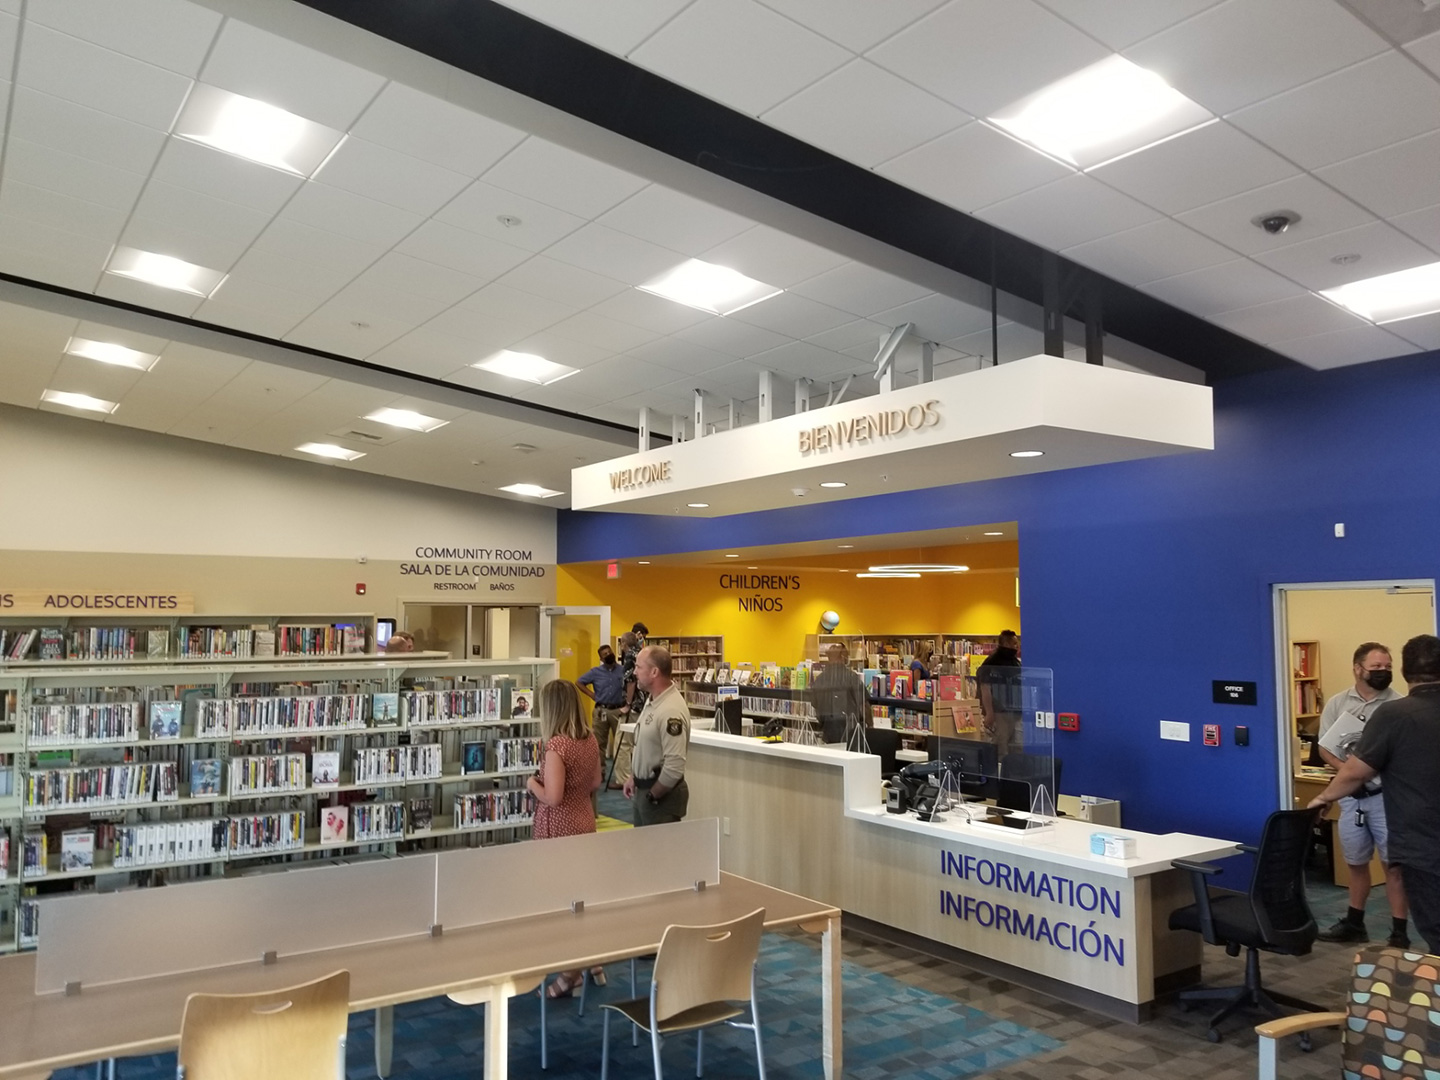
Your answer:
[178,969,349,1080]
[1000,752,1061,811]
[1247,808,1318,951]
[866,727,901,774]
[651,908,765,1024]
[1342,946,1440,1076]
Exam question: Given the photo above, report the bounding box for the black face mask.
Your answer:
[1365,670,1393,691]
[601,655,616,667]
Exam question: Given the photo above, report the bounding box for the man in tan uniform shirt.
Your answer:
[623,645,690,826]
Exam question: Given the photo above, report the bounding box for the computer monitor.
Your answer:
[942,740,998,798]
[715,698,743,735]
[376,618,396,649]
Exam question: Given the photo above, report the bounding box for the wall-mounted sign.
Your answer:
[0,590,194,616]
[609,461,673,491]
[399,544,550,595]
[799,400,940,454]
[719,573,800,612]
[1212,680,1257,705]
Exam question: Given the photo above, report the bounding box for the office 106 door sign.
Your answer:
[718,573,800,612]
[401,546,549,594]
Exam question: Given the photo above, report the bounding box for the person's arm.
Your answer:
[576,672,597,703]
[527,747,567,807]
[1307,752,1378,809]
[1317,745,1345,770]
[589,739,603,794]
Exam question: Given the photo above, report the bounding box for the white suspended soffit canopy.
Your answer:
[571,355,1213,517]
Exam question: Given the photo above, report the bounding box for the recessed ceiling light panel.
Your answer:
[868,564,969,574]
[984,531,1004,536]
[988,55,1211,169]
[687,502,710,508]
[638,259,782,316]
[41,389,118,414]
[474,351,578,385]
[105,247,226,297]
[1320,260,1440,324]
[364,407,449,433]
[499,482,563,498]
[1010,450,1044,458]
[297,442,365,461]
[173,84,345,176]
[819,481,847,489]
[64,337,160,371]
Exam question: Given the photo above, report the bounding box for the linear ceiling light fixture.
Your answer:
[1320,260,1440,324]
[64,337,160,371]
[1010,450,1044,458]
[41,389,119,414]
[499,482,563,498]
[173,84,345,176]
[364,407,449,432]
[105,247,226,297]
[868,563,969,574]
[638,259,782,316]
[857,572,921,578]
[989,55,1211,170]
[297,442,365,461]
[474,350,578,385]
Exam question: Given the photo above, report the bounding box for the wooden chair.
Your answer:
[175,970,349,1080]
[599,907,767,1080]
[1256,945,1440,1079]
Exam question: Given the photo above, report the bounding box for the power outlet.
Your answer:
[1160,721,1190,742]
[723,817,731,836]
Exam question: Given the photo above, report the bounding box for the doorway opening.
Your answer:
[402,603,543,659]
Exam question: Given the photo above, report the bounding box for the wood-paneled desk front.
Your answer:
[0,872,841,1080]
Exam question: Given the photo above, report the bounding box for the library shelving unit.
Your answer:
[0,654,553,952]
[685,680,935,736]
[1291,640,1323,735]
[616,635,723,680]
[810,633,1000,675]
[0,612,384,663]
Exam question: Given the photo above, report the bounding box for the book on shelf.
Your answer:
[311,751,341,788]
[228,754,306,796]
[319,805,349,846]
[38,628,65,661]
[148,700,182,741]
[227,811,304,855]
[408,797,433,834]
[511,688,533,719]
[454,789,535,828]
[461,741,486,775]
[0,830,8,880]
[26,761,176,810]
[147,630,170,659]
[29,701,140,745]
[371,692,400,724]
[4,629,37,660]
[353,801,404,841]
[253,629,276,658]
[22,832,47,878]
[189,758,222,798]
[60,829,94,873]
[496,737,541,772]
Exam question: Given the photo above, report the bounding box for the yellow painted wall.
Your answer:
[1287,587,1436,701]
[558,542,1020,665]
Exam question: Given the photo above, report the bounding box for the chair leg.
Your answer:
[696,1027,704,1078]
[752,989,767,1080]
[631,958,640,1046]
[579,968,589,1017]
[652,1022,665,1080]
[539,978,548,1071]
[601,1009,611,1080]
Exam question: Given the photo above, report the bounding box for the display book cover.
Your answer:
[372,692,400,724]
[60,828,95,872]
[320,805,349,845]
[409,797,433,833]
[189,758,222,798]
[148,700,182,740]
[462,741,486,775]
[0,829,8,879]
[511,687,533,719]
[311,750,341,787]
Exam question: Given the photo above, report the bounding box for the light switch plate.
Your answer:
[1160,720,1190,742]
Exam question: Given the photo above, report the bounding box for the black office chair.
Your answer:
[865,727,901,779]
[1000,752,1060,812]
[1167,807,1322,1043]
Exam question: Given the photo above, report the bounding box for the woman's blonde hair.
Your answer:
[539,680,592,742]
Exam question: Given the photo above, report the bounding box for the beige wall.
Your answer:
[1286,587,1436,701]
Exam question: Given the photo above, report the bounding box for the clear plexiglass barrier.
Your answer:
[35,819,722,995]
[437,816,720,930]
[893,667,1058,835]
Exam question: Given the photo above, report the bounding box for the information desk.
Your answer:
[686,731,1237,1021]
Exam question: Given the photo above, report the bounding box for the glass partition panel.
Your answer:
[404,603,466,658]
[36,855,437,993]
[438,817,719,930]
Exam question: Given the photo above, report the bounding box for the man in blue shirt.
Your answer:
[578,644,627,777]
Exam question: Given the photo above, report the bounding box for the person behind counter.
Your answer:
[978,630,1022,755]
[814,643,869,744]
[384,631,415,654]
[910,646,934,684]
[623,645,690,826]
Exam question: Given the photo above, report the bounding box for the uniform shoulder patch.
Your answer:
[666,718,684,736]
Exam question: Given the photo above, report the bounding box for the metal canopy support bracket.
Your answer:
[873,322,913,394]
[693,389,709,439]
[638,406,657,451]
[1085,279,1104,366]
[1042,252,1064,358]
[795,377,813,414]
[672,412,688,444]
[757,370,776,423]
[917,341,934,383]
[727,398,739,432]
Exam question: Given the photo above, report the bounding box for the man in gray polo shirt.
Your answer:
[1314,641,1409,947]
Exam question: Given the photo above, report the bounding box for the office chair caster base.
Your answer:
[1299,1032,1312,1052]
[1206,1027,1222,1044]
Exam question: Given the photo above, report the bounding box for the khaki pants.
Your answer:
[592,704,624,760]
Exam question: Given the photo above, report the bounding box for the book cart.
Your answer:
[0,654,554,952]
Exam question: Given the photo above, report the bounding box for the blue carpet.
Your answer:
[52,934,1060,1079]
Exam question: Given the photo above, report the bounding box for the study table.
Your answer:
[0,869,841,1080]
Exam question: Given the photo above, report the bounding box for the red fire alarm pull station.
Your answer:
[1057,713,1079,732]
[356,583,367,596]
[1203,724,1221,746]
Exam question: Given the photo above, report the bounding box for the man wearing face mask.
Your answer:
[1313,641,1410,947]
[577,644,627,773]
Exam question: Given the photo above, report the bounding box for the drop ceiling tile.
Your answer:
[8,87,168,175]
[597,185,754,257]
[868,0,1109,118]
[25,0,220,76]
[756,0,947,52]
[482,138,647,219]
[1270,325,1418,369]
[349,252,486,307]
[1392,203,1440,253]
[16,24,191,130]
[1228,53,1440,172]
[1123,0,1387,115]
[200,18,386,130]
[0,213,113,268]
[975,173,1162,250]
[133,179,271,248]
[626,336,737,376]
[543,222,686,287]
[748,339,857,379]
[629,0,849,116]
[250,219,391,276]
[1175,173,1377,256]
[1392,311,1440,351]
[368,327,497,379]
[280,183,425,249]
[790,262,931,317]
[1089,122,1298,216]
[871,293,993,341]
[1316,131,1440,219]
[700,225,849,288]
[544,311,660,354]
[587,288,712,335]
[313,138,471,217]
[804,318,889,353]
[497,255,630,310]
[435,180,587,254]
[394,221,532,283]
[73,321,168,356]
[205,276,328,325]
[0,179,127,243]
[449,282,578,339]
[540,353,676,403]
[94,274,203,318]
[48,356,149,402]
[322,280,451,330]
[2,136,147,212]
[283,309,415,358]
[121,213,254,271]
[150,138,306,215]
[1411,27,1440,78]
[1033,0,1224,51]
[1210,293,1365,343]
[0,12,14,71]
[761,59,968,169]
[504,328,614,371]
[727,290,854,337]
[1061,219,1234,285]
[350,81,526,177]
[1141,258,1304,317]
[673,317,793,358]
[194,297,308,341]
[1253,221,1434,291]
[490,0,694,54]
[876,123,1073,214]
[0,247,99,293]
[225,249,353,300]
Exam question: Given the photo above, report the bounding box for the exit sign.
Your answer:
[606,562,620,580]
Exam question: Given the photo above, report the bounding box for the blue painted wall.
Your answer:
[559,350,1440,845]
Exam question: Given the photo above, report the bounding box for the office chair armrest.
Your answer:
[1236,844,1258,855]
[1254,1012,1344,1039]
[1170,859,1222,875]
[1171,858,1222,944]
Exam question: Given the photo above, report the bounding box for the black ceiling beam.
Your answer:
[294,0,1295,383]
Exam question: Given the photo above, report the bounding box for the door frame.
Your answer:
[539,606,612,664]
[1271,578,1435,809]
